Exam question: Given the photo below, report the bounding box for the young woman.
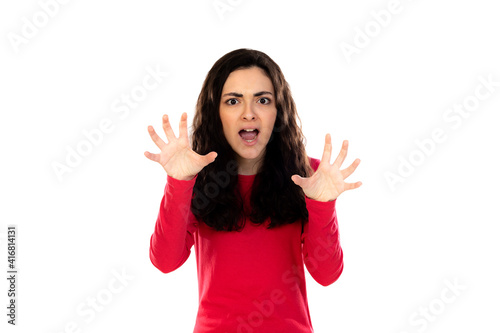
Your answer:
[145,48,361,332]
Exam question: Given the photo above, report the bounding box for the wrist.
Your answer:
[163,167,196,181]
[306,193,337,202]
[167,173,196,181]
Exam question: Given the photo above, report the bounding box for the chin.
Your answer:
[238,151,262,160]
[234,146,265,161]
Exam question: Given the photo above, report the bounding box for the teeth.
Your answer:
[243,129,256,132]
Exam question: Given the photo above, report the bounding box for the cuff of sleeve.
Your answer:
[305,197,337,230]
[165,174,198,197]
[305,196,336,212]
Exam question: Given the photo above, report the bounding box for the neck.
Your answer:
[237,155,264,175]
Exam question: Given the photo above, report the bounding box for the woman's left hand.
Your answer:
[291,134,362,202]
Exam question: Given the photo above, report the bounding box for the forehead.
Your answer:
[222,67,274,92]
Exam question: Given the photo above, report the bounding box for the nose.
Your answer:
[241,102,256,121]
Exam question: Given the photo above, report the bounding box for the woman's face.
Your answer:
[219,66,277,172]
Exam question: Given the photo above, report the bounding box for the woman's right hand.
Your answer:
[144,112,217,180]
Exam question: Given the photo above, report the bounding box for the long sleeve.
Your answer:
[301,197,344,286]
[149,175,199,274]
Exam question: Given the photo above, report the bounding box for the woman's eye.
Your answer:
[258,97,271,104]
[226,98,238,105]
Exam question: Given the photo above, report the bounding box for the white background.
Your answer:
[1,0,499,332]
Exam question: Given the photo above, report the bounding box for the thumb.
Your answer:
[202,151,218,165]
[291,174,305,187]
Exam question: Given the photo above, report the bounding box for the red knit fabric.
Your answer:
[149,157,343,332]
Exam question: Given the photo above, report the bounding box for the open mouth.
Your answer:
[238,129,259,143]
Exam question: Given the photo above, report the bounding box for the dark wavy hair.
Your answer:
[190,48,313,232]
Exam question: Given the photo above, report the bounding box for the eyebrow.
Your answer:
[222,91,274,98]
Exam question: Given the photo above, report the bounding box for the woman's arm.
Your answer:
[145,113,217,273]
[292,136,362,286]
[149,175,198,274]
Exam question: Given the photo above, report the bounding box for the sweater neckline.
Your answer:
[238,173,256,178]
[238,173,256,184]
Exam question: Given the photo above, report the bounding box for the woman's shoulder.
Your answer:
[308,156,321,172]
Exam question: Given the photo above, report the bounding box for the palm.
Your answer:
[301,162,345,201]
[144,113,217,180]
[292,134,361,202]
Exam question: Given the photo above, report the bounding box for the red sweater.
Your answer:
[149,158,344,332]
